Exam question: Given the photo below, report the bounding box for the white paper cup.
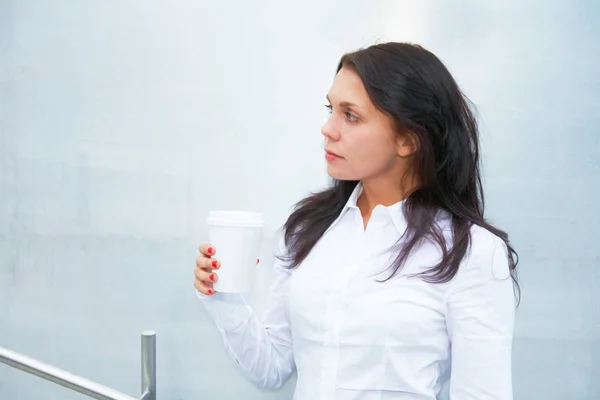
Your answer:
[206,211,264,293]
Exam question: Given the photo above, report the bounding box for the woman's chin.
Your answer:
[326,166,356,181]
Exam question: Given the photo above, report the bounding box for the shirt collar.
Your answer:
[330,182,408,235]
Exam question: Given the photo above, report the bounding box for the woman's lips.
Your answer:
[325,150,342,161]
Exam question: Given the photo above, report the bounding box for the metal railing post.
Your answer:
[140,331,156,400]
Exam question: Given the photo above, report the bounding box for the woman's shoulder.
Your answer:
[460,224,511,281]
[469,223,505,249]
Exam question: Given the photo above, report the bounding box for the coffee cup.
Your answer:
[206,211,264,293]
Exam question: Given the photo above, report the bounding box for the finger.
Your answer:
[194,278,215,295]
[194,267,219,284]
[196,254,220,269]
[198,243,216,257]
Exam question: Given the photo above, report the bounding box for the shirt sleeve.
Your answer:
[196,237,295,389]
[446,231,516,400]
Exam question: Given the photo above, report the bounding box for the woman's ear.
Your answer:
[396,131,419,158]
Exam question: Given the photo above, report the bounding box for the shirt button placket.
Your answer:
[319,211,363,399]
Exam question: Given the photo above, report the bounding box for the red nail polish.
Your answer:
[209,273,216,282]
[207,247,214,255]
[212,260,218,268]
[207,289,214,295]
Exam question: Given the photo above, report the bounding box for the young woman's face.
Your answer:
[322,67,410,182]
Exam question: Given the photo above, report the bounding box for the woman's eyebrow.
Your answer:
[326,95,362,109]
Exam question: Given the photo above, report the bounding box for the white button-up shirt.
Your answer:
[198,184,515,400]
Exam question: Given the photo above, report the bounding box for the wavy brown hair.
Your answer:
[280,42,519,300]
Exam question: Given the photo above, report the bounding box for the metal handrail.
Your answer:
[0,331,156,400]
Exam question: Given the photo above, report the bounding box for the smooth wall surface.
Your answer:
[1,1,599,399]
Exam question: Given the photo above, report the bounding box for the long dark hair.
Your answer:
[281,42,519,299]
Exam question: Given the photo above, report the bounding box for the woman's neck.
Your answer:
[356,175,418,229]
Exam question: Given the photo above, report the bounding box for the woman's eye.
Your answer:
[345,112,359,122]
[325,104,358,122]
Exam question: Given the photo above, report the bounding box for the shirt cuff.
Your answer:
[196,290,253,331]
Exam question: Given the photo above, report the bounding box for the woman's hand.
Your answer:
[194,243,219,295]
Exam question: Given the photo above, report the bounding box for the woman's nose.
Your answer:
[321,116,340,141]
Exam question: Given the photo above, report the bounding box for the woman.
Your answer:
[194,42,519,400]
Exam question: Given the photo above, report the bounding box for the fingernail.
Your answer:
[207,289,214,295]
[212,260,219,268]
[209,273,217,282]
[207,247,214,255]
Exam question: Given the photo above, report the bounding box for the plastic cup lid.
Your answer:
[207,211,264,228]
